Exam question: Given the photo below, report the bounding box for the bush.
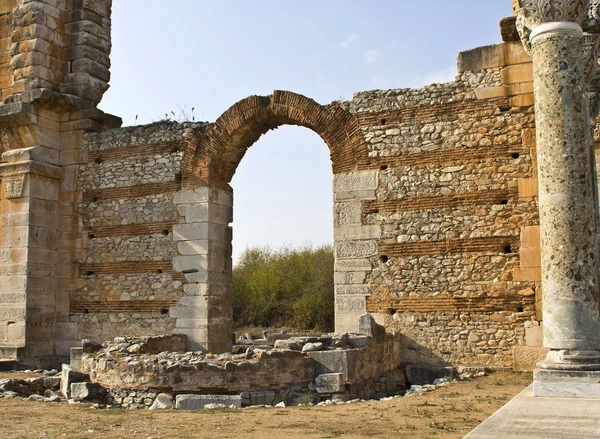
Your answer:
[232,244,334,331]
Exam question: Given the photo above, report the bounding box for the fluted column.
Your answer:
[517,0,600,397]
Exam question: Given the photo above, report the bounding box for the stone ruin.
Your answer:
[0,0,600,405]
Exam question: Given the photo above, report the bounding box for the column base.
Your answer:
[533,349,600,398]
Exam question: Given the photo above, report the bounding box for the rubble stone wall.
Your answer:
[73,122,198,342]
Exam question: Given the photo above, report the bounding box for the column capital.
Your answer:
[516,0,598,52]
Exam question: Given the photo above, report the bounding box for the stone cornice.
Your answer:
[0,160,61,180]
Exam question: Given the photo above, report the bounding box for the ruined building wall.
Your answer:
[71,32,542,368]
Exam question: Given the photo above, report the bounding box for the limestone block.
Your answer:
[308,350,362,381]
[315,373,344,394]
[60,364,89,398]
[513,346,549,371]
[333,225,380,241]
[173,255,208,273]
[173,223,228,242]
[177,240,209,255]
[175,394,242,410]
[336,297,366,315]
[70,382,105,401]
[334,271,367,285]
[170,305,208,320]
[0,0,16,15]
[334,259,372,272]
[333,171,378,193]
[335,313,360,334]
[474,86,508,100]
[335,285,371,296]
[150,393,174,410]
[457,44,504,73]
[526,324,543,347]
[335,241,378,259]
[333,201,362,227]
[501,64,533,84]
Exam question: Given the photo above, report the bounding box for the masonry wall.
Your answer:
[74,122,196,342]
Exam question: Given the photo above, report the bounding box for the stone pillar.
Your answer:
[333,171,380,333]
[172,186,233,353]
[517,0,600,397]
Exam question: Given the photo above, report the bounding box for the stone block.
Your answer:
[520,226,540,248]
[513,346,548,371]
[170,305,208,320]
[405,365,454,385]
[500,16,521,42]
[334,271,367,285]
[358,313,385,342]
[315,373,344,394]
[518,177,538,198]
[150,393,174,410]
[520,247,541,269]
[474,86,508,100]
[307,349,362,381]
[533,370,600,397]
[510,93,534,107]
[333,201,362,227]
[335,296,366,315]
[173,255,208,273]
[333,225,380,241]
[525,324,543,347]
[333,172,378,192]
[70,382,105,401]
[457,44,503,73]
[0,0,16,15]
[175,394,242,410]
[335,285,371,296]
[335,241,378,259]
[335,313,360,334]
[334,259,372,272]
[503,42,531,65]
[60,364,89,398]
[70,347,83,370]
[501,64,533,84]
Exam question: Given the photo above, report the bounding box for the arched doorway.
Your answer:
[171,90,374,352]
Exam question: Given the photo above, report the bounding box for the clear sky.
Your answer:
[99,1,512,264]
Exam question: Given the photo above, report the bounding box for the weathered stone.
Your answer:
[175,394,242,410]
[315,373,344,393]
[149,393,174,410]
[70,382,105,401]
[60,365,89,399]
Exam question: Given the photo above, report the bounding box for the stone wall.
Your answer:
[73,122,197,343]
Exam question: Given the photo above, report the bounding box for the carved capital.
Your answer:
[517,0,599,53]
[2,174,25,199]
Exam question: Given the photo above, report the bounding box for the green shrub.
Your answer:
[232,244,334,331]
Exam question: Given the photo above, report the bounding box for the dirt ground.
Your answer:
[0,371,531,439]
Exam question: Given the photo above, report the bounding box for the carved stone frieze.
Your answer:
[2,174,25,199]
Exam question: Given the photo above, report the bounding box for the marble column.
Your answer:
[517,0,600,397]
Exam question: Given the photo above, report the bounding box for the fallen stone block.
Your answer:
[149,393,174,410]
[315,373,344,394]
[302,342,324,352]
[60,364,90,398]
[175,394,242,410]
[274,340,302,351]
[70,382,105,401]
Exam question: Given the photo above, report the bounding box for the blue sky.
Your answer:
[99,1,512,263]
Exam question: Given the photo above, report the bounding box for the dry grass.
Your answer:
[0,371,531,439]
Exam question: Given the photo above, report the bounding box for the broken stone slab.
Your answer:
[315,373,345,394]
[175,394,242,410]
[149,393,174,410]
[358,314,386,343]
[70,382,106,401]
[307,349,361,381]
[274,340,302,351]
[60,364,90,398]
[266,333,292,345]
[70,347,83,370]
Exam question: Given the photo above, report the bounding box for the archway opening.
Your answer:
[230,125,334,335]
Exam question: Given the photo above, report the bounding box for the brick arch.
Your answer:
[181,90,367,189]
